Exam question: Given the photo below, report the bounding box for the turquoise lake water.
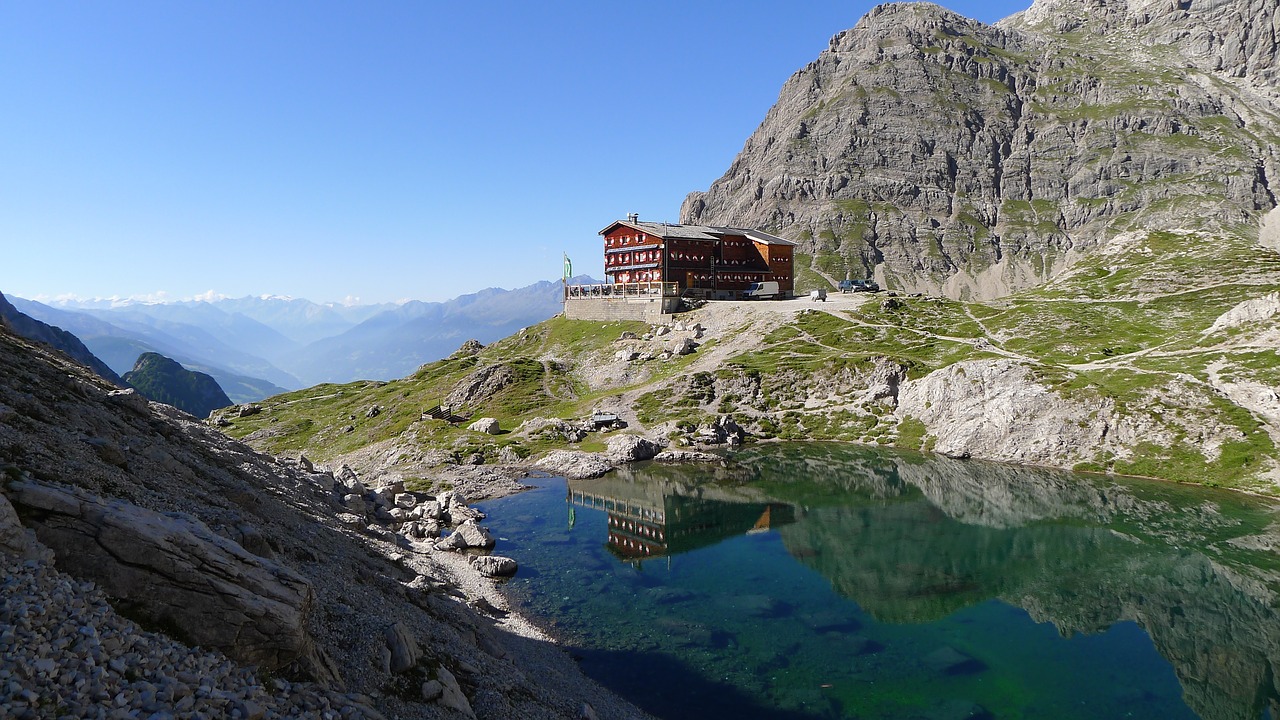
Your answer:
[477,444,1280,720]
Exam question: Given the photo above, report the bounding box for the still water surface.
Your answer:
[477,444,1280,720]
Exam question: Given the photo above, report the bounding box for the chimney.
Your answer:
[627,213,639,224]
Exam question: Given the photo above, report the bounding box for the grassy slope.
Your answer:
[221,26,1280,494]
[221,223,1279,494]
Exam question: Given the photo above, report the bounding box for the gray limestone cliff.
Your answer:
[681,0,1280,299]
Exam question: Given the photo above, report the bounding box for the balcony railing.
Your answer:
[565,281,679,299]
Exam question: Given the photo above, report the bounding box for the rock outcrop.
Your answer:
[895,359,1113,464]
[534,450,615,480]
[8,479,334,682]
[605,434,663,463]
[681,0,1280,299]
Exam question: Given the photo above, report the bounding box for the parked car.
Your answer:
[838,278,880,293]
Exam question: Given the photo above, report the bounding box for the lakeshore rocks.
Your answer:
[434,519,495,551]
[470,555,519,577]
[654,449,722,463]
[606,434,663,463]
[535,450,614,480]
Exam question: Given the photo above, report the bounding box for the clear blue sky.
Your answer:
[1,1,1029,305]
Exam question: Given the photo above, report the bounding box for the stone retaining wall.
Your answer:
[563,297,679,322]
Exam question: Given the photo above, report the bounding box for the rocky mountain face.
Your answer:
[681,0,1280,299]
[0,291,122,386]
[122,352,233,418]
[0,324,647,718]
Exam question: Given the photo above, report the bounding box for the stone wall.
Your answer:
[563,297,679,322]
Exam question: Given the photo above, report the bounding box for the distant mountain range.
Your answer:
[9,276,595,401]
[0,291,123,385]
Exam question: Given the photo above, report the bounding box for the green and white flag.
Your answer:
[563,253,572,281]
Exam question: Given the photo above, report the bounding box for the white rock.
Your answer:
[467,417,501,435]
[470,555,518,577]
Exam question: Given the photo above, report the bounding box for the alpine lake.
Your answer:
[476,443,1280,720]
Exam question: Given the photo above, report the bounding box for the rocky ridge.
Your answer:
[681,0,1280,300]
[0,291,123,386]
[0,325,650,719]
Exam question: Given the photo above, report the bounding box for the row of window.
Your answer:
[605,234,648,247]
[613,270,663,283]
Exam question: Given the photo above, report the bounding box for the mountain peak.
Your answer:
[681,0,1279,300]
[123,352,232,418]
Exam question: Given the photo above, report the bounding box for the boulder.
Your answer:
[454,519,495,549]
[470,555,518,577]
[342,494,367,515]
[445,364,518,410]
[107,388,151,416]
[534,450,614,480]
[436,666,474,718]
[434,532,467,551]
[309,472,336,494]
[236,403,261,418]
[336,465,365,494]
[421,679,444,701]
[8,480,336,683]
[419,500,444,521]
[671,338,698,356]
[519,417,588,443]
[336,512,366,529]
[447,504,485,523]
[384,622,420,674]
[467,417,501,435]
[394,492,418,509]
[606,434,662,463]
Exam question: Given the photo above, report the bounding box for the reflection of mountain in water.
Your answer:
[726,444,1280,720]
[567,473,795,561]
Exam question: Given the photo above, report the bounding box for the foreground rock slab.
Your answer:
[9,480,335,683]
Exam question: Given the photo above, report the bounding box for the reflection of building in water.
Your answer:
[568,478,795,560]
